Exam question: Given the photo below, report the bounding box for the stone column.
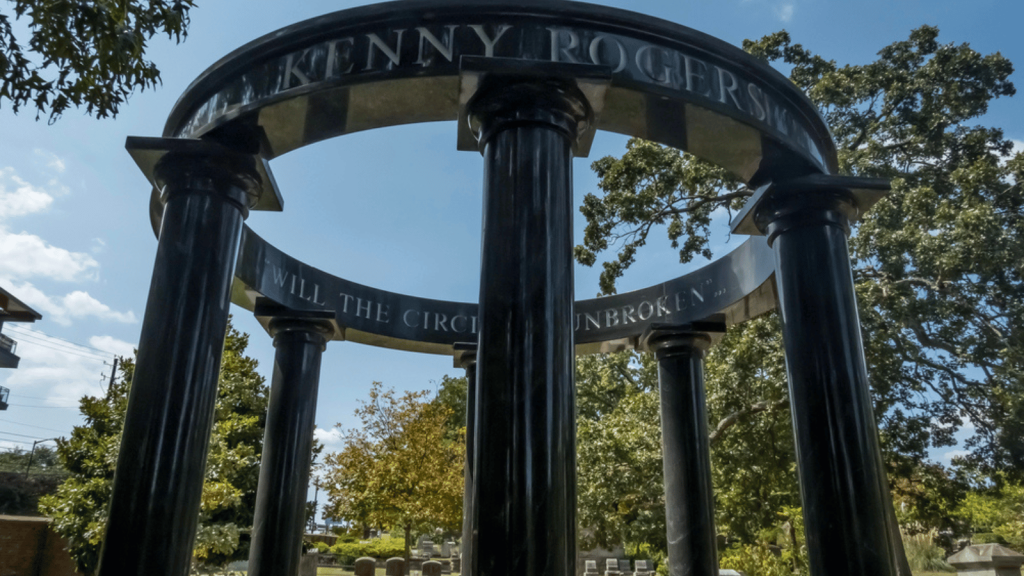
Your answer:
[455,343,478,576]
[746,177,904,576]
[248,305,335,576]
[643,323,724,576]
[99,141,260,576]
[459,57,609,576]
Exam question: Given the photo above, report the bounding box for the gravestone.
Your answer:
[440,559,452,575]
[948,544,1024,576]
[356,557,377,576]
[633,559,654,576]
[584,560,599,575]
[423,560,443,576]
[299,552,318,576]
[442,540,455,557]
[605,558,622,576]
[387,557,406,576]
[719,570,746,576]
[421,539,436,557]
[618,559,631,574]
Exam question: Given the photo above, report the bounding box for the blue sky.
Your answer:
[0,0,1021,495]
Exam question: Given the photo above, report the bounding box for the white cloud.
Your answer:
[0,229,99,282]
[315,427,344,448]
[776,1,795,22]
[62,291,137,324]
[942,449,971,463]
[88,335,136,358]
[2,280,136,326]
[33,149,66,174]
[4,332,111,408]
[0,168,54,220]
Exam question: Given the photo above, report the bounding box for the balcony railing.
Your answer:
[0,333,16,354]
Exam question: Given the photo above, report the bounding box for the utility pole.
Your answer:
[107,357,119,394]
[25,438,58,477]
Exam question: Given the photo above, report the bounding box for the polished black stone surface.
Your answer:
[247,312,333,576]
[455,343,478,576]
[98,152,252,576]
[469,69,582,576]
[161,0,836,187]
[644,326,721,576]
[230,226,775,355]
[751,185,903,576]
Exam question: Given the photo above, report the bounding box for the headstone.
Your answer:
[948,544,1024,576]
[719,571,745,576]
[387,557,406,576]
[605,558,622,576]
[440,559,452,575]
[423,560,443,576]
[452,558,461,573]
[584,560,599,575]
[356,557,377,576]
[421,539,436,557]
[633,559,654,576]
[442,540,455,557]
[370,528,379,538]
[299,552,318,576]
[618,559,631,574]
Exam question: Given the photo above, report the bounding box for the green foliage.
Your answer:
[704,315,799,543]
[576,351,665,553]
[902,530,955,573]
[38,318,271,575]
[0,0,196,120]
[323,382,464,563]
[956,479,1024,549]
[720,541,807,576]
[433,374,468,441]
[578,24,1023,498]
[329,534,406,564]
[971,532,1008,545]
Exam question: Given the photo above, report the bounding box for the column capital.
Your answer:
[453,341,478,369]
[729,174,890,245]
[126,136,285,236]
[640,320,726,360]
[254,300,338,349]
[456,56,611,157]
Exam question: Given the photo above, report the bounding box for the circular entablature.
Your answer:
[151,0,838,355]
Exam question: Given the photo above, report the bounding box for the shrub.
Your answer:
[329,534,406,564]
[903,529,955,573]
[972,532,1009,545]
[720,542,807,576]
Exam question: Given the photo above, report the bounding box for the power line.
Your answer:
[0,437,33,446]
[0,429,48,439]
[0,419,70,434]
[5,330,111,362]
[7,403,80,410]
[5,324,124,357]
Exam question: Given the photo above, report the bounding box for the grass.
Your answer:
[316,569,461,576]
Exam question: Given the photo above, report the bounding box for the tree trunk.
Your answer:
[404,523,412,566]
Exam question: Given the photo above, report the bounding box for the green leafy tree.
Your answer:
[1,0,196,120]
[39,318,271,575]
[322,381,464,564]
[576,26,1022,486]
[576,350,665,554]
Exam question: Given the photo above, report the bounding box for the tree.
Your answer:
[575,350,665,554]
[576,26,1022,484]
[39,318,271,575]
[322,381,464,564]
[1,0,196,121]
